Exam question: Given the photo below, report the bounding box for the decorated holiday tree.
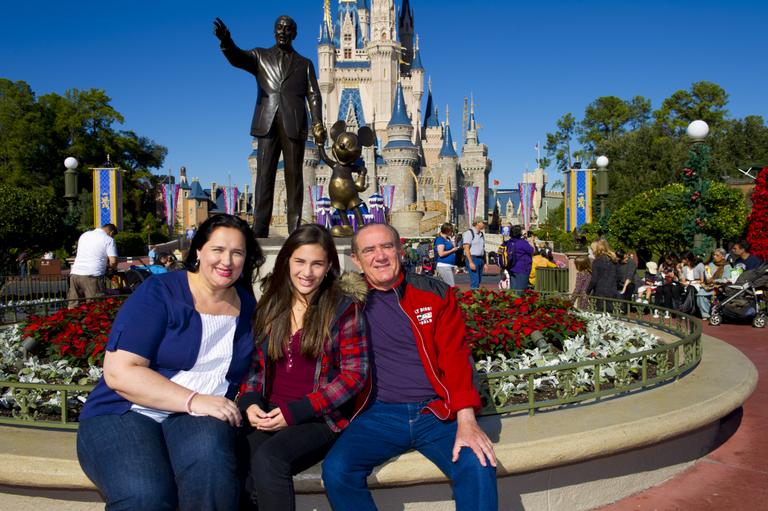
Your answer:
[745,167,768,260]
[681,122,714,256]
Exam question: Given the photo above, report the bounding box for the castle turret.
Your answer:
[317,21,336,127]
[397,0,415,73]
[368,0,399,137]
[357,0,370,42]
[460,98,491,228]
[382,83,418,212]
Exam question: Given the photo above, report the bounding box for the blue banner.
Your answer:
[92,167,123,229]
[565,169,592,232]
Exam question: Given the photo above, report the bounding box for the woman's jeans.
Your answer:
[322,401,498,511]
[240,420,337,511]
[77,411,239,511]
[697,289,714,318]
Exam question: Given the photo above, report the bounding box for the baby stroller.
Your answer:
[709,263,768,328]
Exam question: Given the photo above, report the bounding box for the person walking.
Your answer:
[462,217,486,289]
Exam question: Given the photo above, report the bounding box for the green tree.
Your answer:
[608,182,747,254]
[0,185,72,270]
[653,81,729,136]
[544,113,577,172]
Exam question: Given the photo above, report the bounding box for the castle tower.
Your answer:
[436,107,460,222]
[421,79,443,168]
[317,20,336,127]
[408,36,424,140]
[357,0,370,42]
[382,83,418,212]
[460,98,492,225]
[301,139,321,225]
[368,0,399,137]
[397,0,415,73]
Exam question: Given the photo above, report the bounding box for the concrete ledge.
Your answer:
[0,332,757,509]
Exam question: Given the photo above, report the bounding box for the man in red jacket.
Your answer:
[322,223,498,511]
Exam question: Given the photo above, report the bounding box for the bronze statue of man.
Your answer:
[214,16,326,238]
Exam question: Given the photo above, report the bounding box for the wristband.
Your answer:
[185,391,202,416]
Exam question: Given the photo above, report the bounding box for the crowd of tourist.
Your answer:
[571,237,765,320]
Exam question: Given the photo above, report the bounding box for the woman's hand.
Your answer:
[189,394,242,427]
[254,407,288,432]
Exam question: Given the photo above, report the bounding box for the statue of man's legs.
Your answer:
[252,114,305,238]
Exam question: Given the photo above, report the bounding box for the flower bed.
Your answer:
[456,290,664,412]
[0,298,123,421]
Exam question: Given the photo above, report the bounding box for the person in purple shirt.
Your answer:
[503,224,534,292]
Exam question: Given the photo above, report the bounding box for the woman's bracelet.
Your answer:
[185,391,202,416]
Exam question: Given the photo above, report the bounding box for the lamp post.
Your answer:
[683,120,711,255]
[595,155,609,220]
[63,157,79,218]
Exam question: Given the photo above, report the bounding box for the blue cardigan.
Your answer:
[80,270,256,419]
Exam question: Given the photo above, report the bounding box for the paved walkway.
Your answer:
[597,320,768,511]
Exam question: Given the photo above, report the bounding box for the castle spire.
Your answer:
[388,82,410,127]
[439,105,458,158]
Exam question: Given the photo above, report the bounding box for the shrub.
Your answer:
[113,232,146,256]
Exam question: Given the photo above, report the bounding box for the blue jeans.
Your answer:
[77,411,239,510]
[322,401,498,511]
[697,289,714,318]
[469,256,484,289]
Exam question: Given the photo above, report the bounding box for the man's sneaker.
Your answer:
[642,299,649,304]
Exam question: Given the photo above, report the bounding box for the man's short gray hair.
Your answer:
[351,223,401,254]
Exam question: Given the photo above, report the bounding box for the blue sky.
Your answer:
[1,0,766,190]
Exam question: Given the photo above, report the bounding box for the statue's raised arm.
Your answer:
[213,17,232,43]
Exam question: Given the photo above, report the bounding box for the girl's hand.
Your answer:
[245,404,269,427]
[255,407,289,432]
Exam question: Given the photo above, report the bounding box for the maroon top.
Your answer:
[268,329,317,425]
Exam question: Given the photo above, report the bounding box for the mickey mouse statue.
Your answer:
[318,120,375,237]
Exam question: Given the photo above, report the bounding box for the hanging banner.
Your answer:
[518,182,535,231]
[92,167,123,230]
[380,185,396,211]
[565,168,592,232]
[161,183,179,227]
[309,185,324,215]
[464,185,478,225]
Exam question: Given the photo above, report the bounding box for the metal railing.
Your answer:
[476,295,702,416]
[0,295,701,428]
[533,267,569,293]
[0,274,70,302]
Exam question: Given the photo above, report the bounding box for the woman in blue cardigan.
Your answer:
[77,214,264,511]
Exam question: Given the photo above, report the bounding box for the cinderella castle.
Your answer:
[247,0,492,236]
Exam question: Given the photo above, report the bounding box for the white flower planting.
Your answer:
[477,311,663,406]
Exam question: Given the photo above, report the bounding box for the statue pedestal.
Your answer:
[253,236,358,299]
[390,211,424,237]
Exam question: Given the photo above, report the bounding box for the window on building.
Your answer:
[344,49,352,59]
[344,33,352,42]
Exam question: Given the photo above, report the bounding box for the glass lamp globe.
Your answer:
[686,120,709,141]
[596,155,609,169]
[64,157,79,170]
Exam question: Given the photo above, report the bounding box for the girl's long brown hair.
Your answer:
[252,224,342,360]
